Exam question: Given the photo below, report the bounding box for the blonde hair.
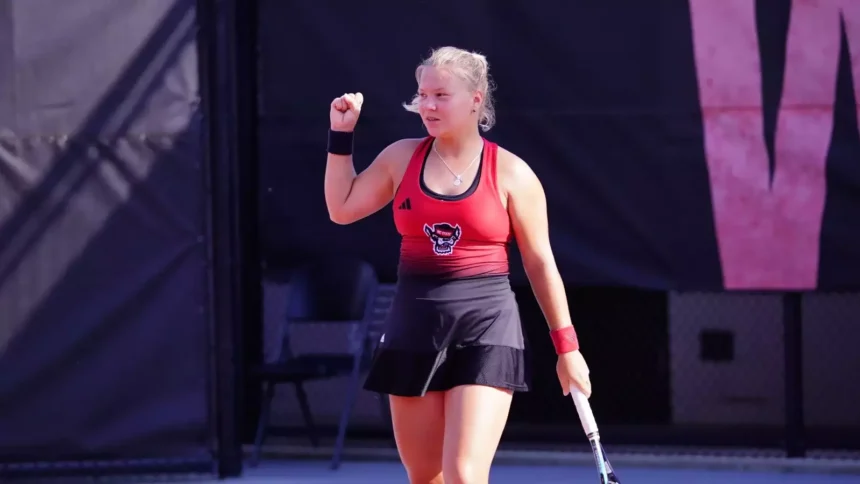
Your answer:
[402,46,496,132]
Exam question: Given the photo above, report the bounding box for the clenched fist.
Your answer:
[330,92,364,132]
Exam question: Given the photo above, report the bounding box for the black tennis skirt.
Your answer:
[363,274,531,397]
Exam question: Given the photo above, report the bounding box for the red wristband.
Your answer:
[550,326,579,354]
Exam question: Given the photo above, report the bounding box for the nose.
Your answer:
[419,97,437,112]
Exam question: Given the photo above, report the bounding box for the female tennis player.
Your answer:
[324,46,592,484]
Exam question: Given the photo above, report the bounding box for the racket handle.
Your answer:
[570,384,599,436]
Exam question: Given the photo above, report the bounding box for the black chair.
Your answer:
[251,258,380,469]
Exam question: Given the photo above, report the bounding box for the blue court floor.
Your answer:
[206,460,859,484]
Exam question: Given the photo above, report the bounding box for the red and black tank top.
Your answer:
[393,137,511,279]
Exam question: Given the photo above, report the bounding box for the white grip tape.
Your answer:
[570,384,598,436]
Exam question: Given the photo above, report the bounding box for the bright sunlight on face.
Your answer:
[402,46,496,133]
[417,66,479,136]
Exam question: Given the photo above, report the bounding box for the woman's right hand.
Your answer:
[330,92,363,132]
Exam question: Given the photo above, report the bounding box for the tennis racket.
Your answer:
[570,384,620,483]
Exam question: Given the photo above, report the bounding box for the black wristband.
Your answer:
[327,130,354,156]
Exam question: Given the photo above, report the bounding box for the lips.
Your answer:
[425,116,440,122]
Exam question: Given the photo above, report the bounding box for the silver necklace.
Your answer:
[432,141,481,186]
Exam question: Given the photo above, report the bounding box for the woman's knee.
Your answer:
[441,385,514,484]
[441,457,486,484]
[405,467,444,484]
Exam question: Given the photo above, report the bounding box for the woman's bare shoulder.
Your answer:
[379,137,426,164]
[375,137,427,186]
[495,145,539,187]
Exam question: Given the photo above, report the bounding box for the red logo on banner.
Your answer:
[689,0,859,289]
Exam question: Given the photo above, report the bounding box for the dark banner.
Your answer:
[0,0,212,465]
[257,0,860,291]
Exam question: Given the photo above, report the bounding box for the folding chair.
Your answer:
[251,257,379,469]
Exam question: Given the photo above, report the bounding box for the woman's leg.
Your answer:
[389,391,447,483]
[441,385,514,484]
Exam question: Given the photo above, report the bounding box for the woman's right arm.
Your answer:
[325,92,416,224]
[324,139,413,225]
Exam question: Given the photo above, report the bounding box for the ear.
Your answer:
[472,90,484,112]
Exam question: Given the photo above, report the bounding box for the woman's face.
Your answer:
[416,66,480,137]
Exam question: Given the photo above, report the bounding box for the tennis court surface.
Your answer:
[185,460,858,484]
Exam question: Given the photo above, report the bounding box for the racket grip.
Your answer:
[570,384,599,436]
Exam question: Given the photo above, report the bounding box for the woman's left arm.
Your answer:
[504,153,592,397]
[505,156,573,333]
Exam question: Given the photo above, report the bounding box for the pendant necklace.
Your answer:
[432,141,481,186]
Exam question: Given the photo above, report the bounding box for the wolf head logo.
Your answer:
[423,222,461,256]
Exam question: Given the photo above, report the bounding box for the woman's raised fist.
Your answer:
[330,92,364,132]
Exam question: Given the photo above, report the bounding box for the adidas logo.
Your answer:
[397,198,412,210]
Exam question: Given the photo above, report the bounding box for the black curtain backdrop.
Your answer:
[257,0,860,291]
